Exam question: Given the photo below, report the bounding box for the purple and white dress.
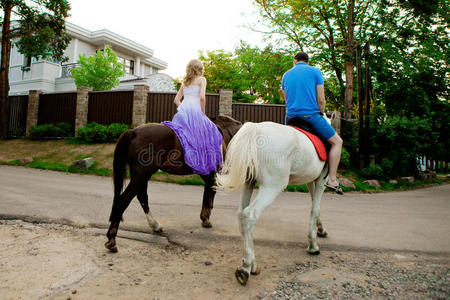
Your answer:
[162,85,222,175]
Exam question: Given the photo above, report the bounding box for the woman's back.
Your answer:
[180,85,201,109]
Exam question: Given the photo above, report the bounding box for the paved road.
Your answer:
[1,165,449,253]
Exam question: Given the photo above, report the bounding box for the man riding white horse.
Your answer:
[282,52,344,194]
[216,52,344,286]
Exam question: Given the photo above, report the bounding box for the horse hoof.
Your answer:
[251,267,261,275]
[153,225,164,233]
[201,220,213,228]
[235,268,249,286]
[105,241,118,253]
[318,231,328,238]
[308,249,320,255]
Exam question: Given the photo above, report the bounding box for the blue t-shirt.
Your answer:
[281,62,324,116]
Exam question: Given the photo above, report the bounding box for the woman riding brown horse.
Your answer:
[105,115,241,252]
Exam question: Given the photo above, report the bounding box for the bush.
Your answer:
[340,147,351,169]
[361,164,385,180]
[107,123,131,141]
[76,122,131,143]
[381,158,394,177]
[340,119,359,167]
[28,122,73,139]
[76,122,108,143]
[372,116,432,177]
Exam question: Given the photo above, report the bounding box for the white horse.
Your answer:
[216,116,334,286]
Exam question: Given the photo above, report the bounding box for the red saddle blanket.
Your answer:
[290,126,327,161]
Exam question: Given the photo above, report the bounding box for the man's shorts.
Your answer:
[285,113,336,140]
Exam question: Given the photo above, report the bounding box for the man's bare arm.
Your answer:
[316,84,325,114]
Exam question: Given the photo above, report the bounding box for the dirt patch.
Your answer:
[0,220,448,300]
[0,220,100,299]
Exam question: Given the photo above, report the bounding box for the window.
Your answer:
[118,56,134,74]
[125,59,134,74]
[24,55,31,67]
[22,55,31,71]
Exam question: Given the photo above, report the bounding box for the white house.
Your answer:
[8,22,175,95]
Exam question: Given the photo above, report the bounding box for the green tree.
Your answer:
[71,45,125,91]
[249,0,448,172]
[198,49,245,99]
[252,0,379,117]
[199,43,291,104]
[370,0,449,162]
[235,42,292,104]
[0,0,71,139]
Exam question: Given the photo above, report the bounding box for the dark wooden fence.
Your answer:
[205,94,220,118]
[232,103,286,124]
[146,92,220,123]
[7,90,289,138]
[88,90,133,125]
[37,92,77,128]
[7,95,28,137]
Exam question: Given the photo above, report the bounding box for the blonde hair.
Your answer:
[183,59,204,86]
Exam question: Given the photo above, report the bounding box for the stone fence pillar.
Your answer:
[26,90,42,135]
[75,86,91,135]
[219,89,232,117]
[132,84,149,128]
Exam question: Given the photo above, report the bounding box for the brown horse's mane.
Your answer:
[209,114,241,125]
[209,115,242,146]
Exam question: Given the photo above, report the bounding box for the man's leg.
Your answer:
[326,133,343,187]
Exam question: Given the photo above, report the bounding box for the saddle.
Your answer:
[286,117,331,161]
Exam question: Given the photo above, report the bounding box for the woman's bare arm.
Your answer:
[199,77,207,114]
[174,85,184,107]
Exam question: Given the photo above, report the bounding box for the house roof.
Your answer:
[66,22,168,69]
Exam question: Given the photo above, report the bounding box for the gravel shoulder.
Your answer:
[1,220,448,300]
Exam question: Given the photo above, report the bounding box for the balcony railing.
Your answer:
[61,63,80,78]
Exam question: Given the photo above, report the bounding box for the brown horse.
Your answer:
[105,115,242,252]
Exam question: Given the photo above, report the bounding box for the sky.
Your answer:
[68,0,267,78]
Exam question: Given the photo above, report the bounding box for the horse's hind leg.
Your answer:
[307,182,327,238]
[238,182,254,236]
[237,182,259,275]
[137,179,163,233]
[307,169,328,255]
[236,184,281,286]
[105,179,141,252]
[200,172,216,228]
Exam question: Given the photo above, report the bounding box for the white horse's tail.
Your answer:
[216,122,259,192]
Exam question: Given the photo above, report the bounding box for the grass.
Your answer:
[0,138,447,192]
[3,158,113,177]
[284,170,448,193]
[1,158,205,185]
[285,184,309,192]
[151,170,204,186]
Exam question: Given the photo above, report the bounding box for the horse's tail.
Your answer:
[216,122,259,192]
[111,129,136,221]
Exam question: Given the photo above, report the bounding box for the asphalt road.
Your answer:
[1,165,449,253]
